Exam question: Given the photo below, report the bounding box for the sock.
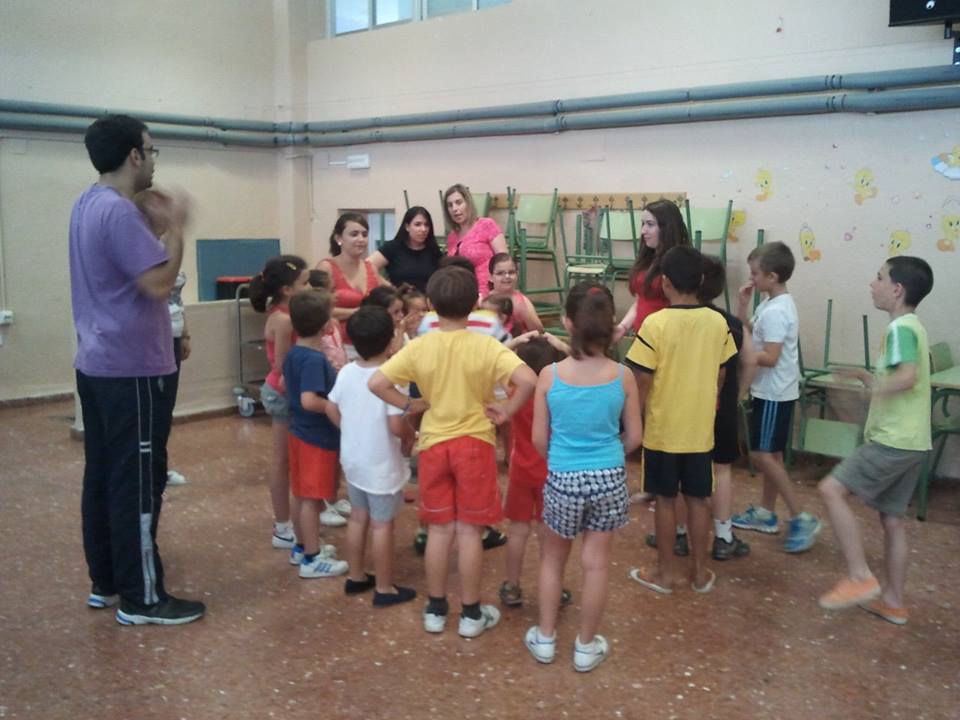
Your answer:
[426,596,448,616]
[293,543,305,553]
[714,519,733,543]
[275,520,292,534]
[755,506,773,519]
[676,524,687,536]
[461,601,482,620]
[303,552,318,563]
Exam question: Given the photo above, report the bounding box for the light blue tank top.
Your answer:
[546,363,626,473]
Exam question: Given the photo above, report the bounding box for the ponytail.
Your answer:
[565,282,614,359]
[248,254,307,313]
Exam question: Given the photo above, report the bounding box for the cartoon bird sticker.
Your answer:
[755,170,773,201]
[799,224,821,262]
[888,230,912,257]
[727,209,746,243]
[931,145,960,180]
[938,214,960,252]
[854,169,879,205]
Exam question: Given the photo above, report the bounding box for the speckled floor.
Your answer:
[2,400,958,720]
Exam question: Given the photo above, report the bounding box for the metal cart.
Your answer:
[232,283,269,417]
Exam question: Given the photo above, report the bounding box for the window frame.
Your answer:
[330,0,507,36]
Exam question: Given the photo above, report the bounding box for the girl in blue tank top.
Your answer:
[524,282,643,672]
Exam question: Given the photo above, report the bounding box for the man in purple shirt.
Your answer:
[71,114,204,625]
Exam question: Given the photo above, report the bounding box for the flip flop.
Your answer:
[692,569,717,594]
[628,567,673,595]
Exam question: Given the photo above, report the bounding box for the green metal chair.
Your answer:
[684,199,734,310]
[509,188,565,315]
[562,213,612,290]
[596,202,641,291]
[915,342,960,520]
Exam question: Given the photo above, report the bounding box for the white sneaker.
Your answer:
[573,634,609,672]
[458,605,501,638]
[319,507,347,527]
[299,555,348,579]
[271,524,296,549]
[166,470,187,486]
[524,626,556,664]
[423,609,448,634]
[289,544,336,565]
[332,498,352,515]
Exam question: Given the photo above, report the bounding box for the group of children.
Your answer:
[244,208,936,670]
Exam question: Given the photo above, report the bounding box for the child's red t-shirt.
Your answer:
[509,396,547,488]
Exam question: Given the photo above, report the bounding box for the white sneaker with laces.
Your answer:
[423,609,447,633]
[332,498,352,515]
[271,524,296,549]
[573,634,610,672]
[458,604,501,638]
[319,507,347,527]
[289,544,337,565]
[166,470,187,486]
[299,555,348,579]
[524,625,556,663]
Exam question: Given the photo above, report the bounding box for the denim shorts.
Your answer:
[260,381,289,420]
[543,466,629,539]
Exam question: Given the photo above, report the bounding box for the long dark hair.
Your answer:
[393,206,440,257]
[565,281,615,359]
[329,212,369,256]
[248,255,307,312]
[629,199,691,296]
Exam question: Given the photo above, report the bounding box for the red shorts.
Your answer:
[288,434,337,500]
[504,482,544,523]
[418,436,502,526]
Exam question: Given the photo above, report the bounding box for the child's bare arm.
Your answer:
[531,369,552,459]
[737,282,755,327]
[387,415,417,456]
[369,371,429,415]
[486,364,537,426]
[851,362,917,396]
[632,367,653,417]
[755,341,783,368]
[738,332,758,399]
[717,366,727,395]
[620,368,643,454]
[301,391,329,414]
[325,401,341,427]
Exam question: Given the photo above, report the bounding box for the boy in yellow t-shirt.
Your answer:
[624,246,736,595]
[369,266,537,638]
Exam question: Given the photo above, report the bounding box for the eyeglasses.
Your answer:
[142,146,159,158]
[493,270,517,277]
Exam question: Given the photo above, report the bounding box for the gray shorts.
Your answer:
[260,381,289,420]
[833,442,928,517]
[346,484,404,523]
[543,467,629,539]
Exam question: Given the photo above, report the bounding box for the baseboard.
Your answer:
[0,391,74,408]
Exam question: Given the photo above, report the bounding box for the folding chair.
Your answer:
[684,199,734,310]
[509,188,565,316]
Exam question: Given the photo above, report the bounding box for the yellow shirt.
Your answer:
[626,306,737,453]
[379,329,524,451]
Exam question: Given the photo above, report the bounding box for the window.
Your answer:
[332,0,507,35]
[333,0,414,35]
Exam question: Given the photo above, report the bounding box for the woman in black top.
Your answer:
[368,206,441,292]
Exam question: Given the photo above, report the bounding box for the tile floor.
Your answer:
[1,400,958,720]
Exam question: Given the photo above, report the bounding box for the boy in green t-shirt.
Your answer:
[818,256,934,625]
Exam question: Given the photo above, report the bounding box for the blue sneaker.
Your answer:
[783,513,821,553]
[731,506,780,534]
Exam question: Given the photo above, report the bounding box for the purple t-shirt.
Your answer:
[69,184,175,377]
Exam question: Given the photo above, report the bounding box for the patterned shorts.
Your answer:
[543,466,629,539]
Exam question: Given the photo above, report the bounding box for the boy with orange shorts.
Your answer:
[284,289,348,579]
[370,266,537,637]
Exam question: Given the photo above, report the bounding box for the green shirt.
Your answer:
[863,314,931,451]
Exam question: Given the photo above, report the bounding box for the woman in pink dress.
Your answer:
[443,183,508,296]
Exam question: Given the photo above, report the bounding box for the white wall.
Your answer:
[0,0,289,403]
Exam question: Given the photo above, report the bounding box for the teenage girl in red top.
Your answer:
[613,199,692,341]
[316,213,388,357]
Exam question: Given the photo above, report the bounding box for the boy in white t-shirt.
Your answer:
[731,242,822,553]
[327,306,420,607]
